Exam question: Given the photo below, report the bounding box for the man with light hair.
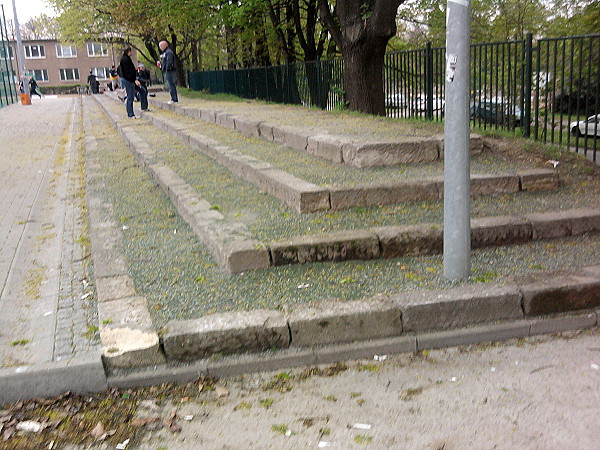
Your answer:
[158,40,178,104]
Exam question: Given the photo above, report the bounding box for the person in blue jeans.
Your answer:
[119,46,148,118]
[159,40,178,104]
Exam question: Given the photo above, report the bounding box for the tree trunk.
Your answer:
[342,38,387,115]
[317,0,404,115]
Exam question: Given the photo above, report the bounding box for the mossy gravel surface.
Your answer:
[87,99,600,328]
[156,90,444,141]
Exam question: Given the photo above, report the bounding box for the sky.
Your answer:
[4,0,55,24]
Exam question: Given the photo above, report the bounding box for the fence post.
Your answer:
[523,33,533,138]
[425,41,434,119]
[316,57,324,109]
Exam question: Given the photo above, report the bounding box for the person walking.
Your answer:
[119,46,148,118]
[28,77,42,99]
[158,40,178,104]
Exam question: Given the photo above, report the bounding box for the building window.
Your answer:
[91,67,110,80]
[33,69,49,82]
[24,45,45,58]
[56,44,77,58]
[87,43,108,57]
[59,68,80,81]
[0,45,14,59]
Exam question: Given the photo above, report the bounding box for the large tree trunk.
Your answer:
[318,0,404,115]
[342,38,387,114]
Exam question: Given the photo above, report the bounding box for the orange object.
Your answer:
[20,93,31,105]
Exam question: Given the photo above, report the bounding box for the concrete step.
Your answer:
[93,95,600,274]
[149,97,483,167]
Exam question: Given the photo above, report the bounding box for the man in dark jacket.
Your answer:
[158,40,178,104]
[119,46,148,118]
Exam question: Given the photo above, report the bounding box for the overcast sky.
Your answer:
[4,0,55,24]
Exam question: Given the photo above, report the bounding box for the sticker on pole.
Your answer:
[446,54,458,83]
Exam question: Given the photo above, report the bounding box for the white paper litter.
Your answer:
[591,364,599,370]
[285,430,292,437]
[184,415,194,421]
[297,283,310,289]
[122,225,129,231]
[490,367,496,372]
[318,442,333,448]
[81,292,91,300]
[374,354,387,361]
[115,439,130,450]
[353,423,372,430]
[16,421,42,433]
[451,377,457,382]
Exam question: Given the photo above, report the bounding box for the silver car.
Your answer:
[570,113,600,138]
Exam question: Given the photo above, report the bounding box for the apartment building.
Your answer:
[2,39,137,86]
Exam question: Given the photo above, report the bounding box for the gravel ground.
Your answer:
[156,89,445,142]
[86,99,600,328]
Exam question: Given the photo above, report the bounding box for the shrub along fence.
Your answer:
[190,33,599,161]
[0,5,17,108]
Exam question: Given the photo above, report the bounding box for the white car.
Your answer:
[570,114,600,138]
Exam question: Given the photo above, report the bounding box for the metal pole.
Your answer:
[443,0,471,280]
[11,0,27,94]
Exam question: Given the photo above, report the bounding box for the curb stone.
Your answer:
[83,98,165,370]
[0,354,107,404]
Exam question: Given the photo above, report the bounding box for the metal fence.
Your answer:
[0,5,17,108]
[189,33,599,161]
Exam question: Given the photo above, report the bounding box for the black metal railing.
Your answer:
[0,4,18,108]
[189,33,599,161]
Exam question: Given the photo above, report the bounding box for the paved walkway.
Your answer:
[0,96,98,369]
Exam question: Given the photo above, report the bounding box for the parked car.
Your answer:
[471,99,522,127]
[385,93,407,109]
[570,113,600,138]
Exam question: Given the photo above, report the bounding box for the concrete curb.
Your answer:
[108,313,598,388]
[83,98,165,371]
[149,98,484,167]
[144,105,558,213]
[0,354,107,404]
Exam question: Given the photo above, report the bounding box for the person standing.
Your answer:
[119,46,148,118]
[135,63,150,112]
[158,40,178,104]
[109,65,118,91]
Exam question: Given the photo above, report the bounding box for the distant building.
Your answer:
[2,39,137,86]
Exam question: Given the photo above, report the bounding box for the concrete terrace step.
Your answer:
[94,96,600,274]
[141,107,559,213]
[149,97,484,167]
[155,266,600,366]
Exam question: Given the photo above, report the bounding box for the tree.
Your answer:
[21,14,61,40]
[317,0,404,115]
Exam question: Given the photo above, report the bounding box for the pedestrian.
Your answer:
[119,46,148,119]
[158,40,178,104]
[87,70,98,94]
[109,65,118,91]
[28,77,42,98]
[135,63,150,112]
